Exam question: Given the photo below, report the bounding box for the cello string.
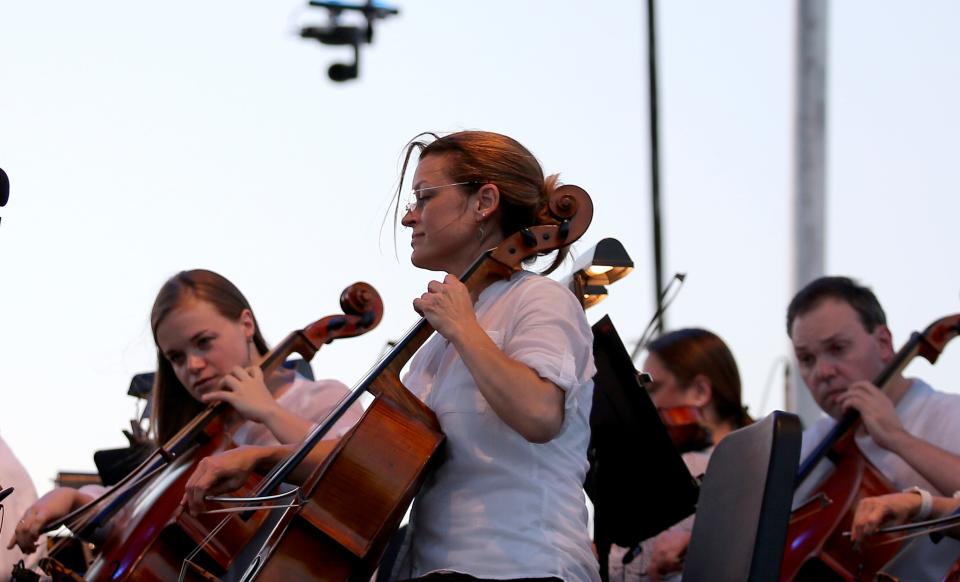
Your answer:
[179,515,232,582]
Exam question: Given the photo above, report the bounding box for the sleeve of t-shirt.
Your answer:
[501,277,596,412]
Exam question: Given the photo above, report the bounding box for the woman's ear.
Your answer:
[475,183,500,220]
[239,308,256,341]
[687,374,713,408]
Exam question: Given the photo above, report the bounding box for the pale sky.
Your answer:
[1,1,959,495]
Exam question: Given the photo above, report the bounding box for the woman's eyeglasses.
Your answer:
[403,181,483,214]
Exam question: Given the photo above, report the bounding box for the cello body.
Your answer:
[82,417,274,582]
[98,373,443,582]
[217,374,443,582]
[780,432,902,580]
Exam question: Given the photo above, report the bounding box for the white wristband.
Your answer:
[903,486,933,521]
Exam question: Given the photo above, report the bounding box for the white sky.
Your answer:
[1,1,959,496]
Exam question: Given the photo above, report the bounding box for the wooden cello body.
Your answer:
[779,314,960,581]
[781,432,901,580]
[82,416,271,582]
[215,372,443,581]
[40,282,383,582]
[193,184,594,582]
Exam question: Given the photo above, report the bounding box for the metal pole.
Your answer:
[790,0,828,426]
[647,0,666,336]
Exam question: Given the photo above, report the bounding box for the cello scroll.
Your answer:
[492,184,593,267]
[915,314,960,365]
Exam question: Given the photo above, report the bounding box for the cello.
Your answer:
[181,184,594,581]
[780,313,960,581]
[36,282,384,582]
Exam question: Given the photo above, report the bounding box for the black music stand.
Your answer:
[586,316,700,580]
[681,410,801,581]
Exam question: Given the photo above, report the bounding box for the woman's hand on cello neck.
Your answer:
[414,274,565,444]
[413,274,482,345]
[200,366,314,444]
[201,366,278,424]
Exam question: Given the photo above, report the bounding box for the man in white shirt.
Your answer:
[787,276,960,579]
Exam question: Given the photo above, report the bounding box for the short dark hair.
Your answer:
[786,276,887,337]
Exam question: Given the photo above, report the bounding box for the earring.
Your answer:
[476,225,486,241]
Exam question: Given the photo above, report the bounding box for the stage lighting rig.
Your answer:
[300,0,399,82]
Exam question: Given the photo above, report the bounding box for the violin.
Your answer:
[37,282,384,582]
[635,374,711,453]
[779,314,960,581]
[186,185,594,581]
[658,406,711,454]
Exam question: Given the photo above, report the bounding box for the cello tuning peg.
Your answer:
[520,229,537,248]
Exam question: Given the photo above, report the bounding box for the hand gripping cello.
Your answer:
[780,314,960,581]
[193,184,594,582]
[36,282,384,582]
